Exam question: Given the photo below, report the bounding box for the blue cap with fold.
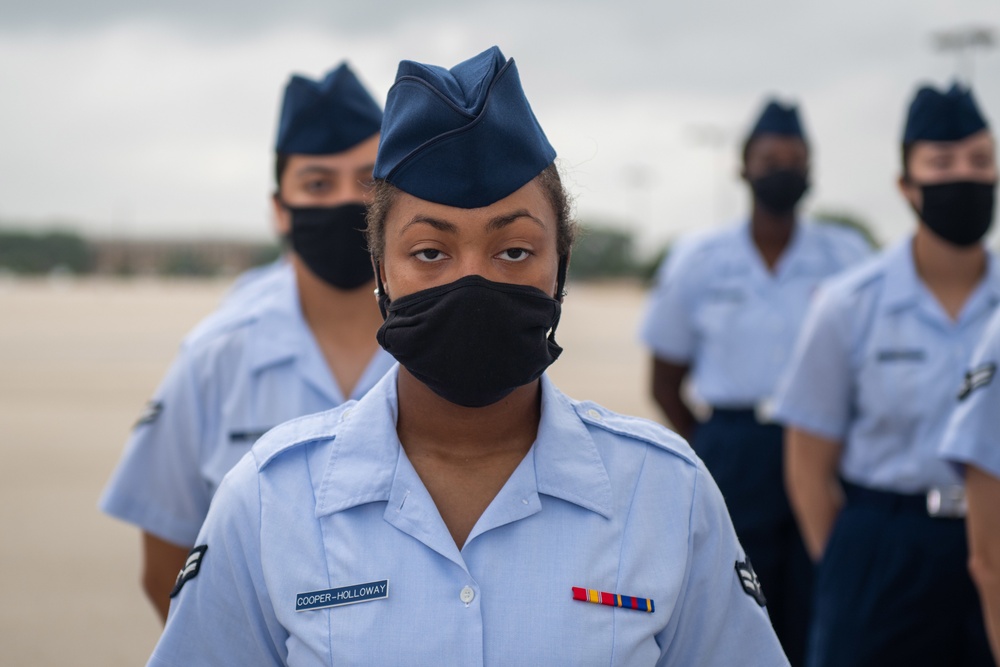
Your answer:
[275,62,383,155]
[747,99,807,140]
[903,82,989,144]
[373,46,557,209]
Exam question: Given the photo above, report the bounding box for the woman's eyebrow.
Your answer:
[399,216,460,236]
[486,210,545,232]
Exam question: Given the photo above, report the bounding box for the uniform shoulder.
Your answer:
[249,402,356,471]
[570,399,698,468]
[671,224,742,260]
[180,266,293,352]
[816,247,890,303]
[180,301,260,351]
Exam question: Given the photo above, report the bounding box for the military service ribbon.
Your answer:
[572,586,654,613]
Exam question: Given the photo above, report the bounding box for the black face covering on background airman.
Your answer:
[284,202,374,290]
[750,169,810,214]
[915,180,996,247]
[376,275,563,408]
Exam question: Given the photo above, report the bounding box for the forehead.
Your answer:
[283,136,380,175]
[746,134,809,162]
[909,129,995,157]
[387,178,557,232]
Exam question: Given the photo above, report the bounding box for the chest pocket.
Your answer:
[857,342,928,433]
[201,426,274,498]
[694,287,748,338]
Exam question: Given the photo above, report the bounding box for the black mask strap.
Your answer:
[372,257,389,320]
[556,254,569,301]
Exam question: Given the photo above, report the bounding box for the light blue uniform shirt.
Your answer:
[639,220,871,407]
[149,367,789,666]
[773,238,1000,493]
[100,263,395,546]
[940,306,1000,480]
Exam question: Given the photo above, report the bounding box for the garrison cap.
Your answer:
[903,82,989,144]
[275,62,383,155]
[373,46,557,209]
[747,99,807,141]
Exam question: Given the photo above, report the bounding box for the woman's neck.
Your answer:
[912,226,988,320]
[750,203,796,270]
[395,368,541,463]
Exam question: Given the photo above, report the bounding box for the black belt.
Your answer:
[842,481,966,519]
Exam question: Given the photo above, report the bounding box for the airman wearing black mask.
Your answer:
[640,99,873,666]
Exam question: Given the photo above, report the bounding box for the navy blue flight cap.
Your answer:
[903,83,989,144]
[275,62,383,155]
[747,99,807,141]
[373,46,557,209]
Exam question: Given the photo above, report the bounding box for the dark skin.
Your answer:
[379,178,561,549]
[650,134,809,438]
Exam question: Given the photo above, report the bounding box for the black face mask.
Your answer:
[914,180,996,247]
[749,169,810,214]
[375,274,564,408]
[283,202,373,290]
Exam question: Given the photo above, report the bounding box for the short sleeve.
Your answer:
[656,465,790,665]
[148,455,287,666]
[772,283,854,441]
[99,349,212,546]
[940,315,1000,480]
[639,243,700,364]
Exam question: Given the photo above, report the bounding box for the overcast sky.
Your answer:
[2,0,998,249]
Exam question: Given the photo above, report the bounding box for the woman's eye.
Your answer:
[498,248,530,262]
[414,248,445,262]
[305,180,330,193]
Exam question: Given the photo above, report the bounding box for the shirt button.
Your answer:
[586,409,602,420]
[460,586,475,604]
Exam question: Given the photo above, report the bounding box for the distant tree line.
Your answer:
[0,228,280,277]
[0,211,879,280]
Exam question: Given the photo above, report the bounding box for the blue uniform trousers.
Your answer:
[694,409,812,666]
[808,483,994,667]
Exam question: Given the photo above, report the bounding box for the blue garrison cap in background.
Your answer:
[275,62,383,155]
[373,46,557,209]
[903,83,989,144]
[746,99,807,141]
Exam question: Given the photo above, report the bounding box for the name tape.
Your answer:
[295,580,389,612]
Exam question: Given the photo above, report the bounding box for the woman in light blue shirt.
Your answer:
[148,47,789,666]
[100,62,395,620]
[640,99,871,666]
[941,307,1000,662]
[775,82,998,667]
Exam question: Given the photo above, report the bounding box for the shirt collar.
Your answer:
[881,237,1000,318]
[314,370,613,519]
[880,237,922,312]
[738,218,821,280]
[245,264,306,372]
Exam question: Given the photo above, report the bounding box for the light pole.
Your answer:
[932,26,995,84]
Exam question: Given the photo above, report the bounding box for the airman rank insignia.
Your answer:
[134,400,163,427]
[958,363,996,401]
[735,558,766,606]
[170,545,207,598]
[572,586,654,613]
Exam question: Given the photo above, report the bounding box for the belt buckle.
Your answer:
[754,399,775,425]
[926,487,967,518]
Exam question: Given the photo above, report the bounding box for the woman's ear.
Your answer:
[272,193,292,236]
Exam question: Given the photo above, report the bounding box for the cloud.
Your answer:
[1,1,998,247]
